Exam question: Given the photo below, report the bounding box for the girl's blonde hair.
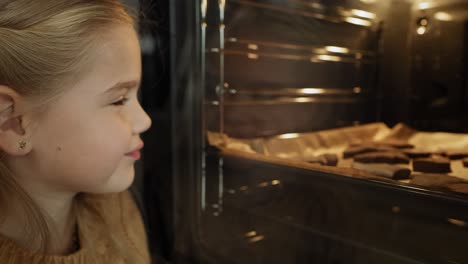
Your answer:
[0,0,142,261]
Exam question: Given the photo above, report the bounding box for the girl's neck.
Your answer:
[0,192,79,255]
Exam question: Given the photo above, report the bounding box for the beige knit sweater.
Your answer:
[0,190,151,264]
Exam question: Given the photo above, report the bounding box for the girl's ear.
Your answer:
[0,85,32,156]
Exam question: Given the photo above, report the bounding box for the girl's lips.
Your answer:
[125,150,141,160]
[125,142,144,160]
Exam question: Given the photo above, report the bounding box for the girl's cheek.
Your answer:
[109,114,133,140]
[119,107,139,129]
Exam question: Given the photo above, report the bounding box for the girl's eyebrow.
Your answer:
[103,80,140,94]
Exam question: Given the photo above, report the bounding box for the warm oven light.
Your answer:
[418,2,430,10]
[434,12,453,21]
[318,54,342,62]
[417,26,426,35]
[278,133,300,139]
[271,180,281,185]
[351,9,376,19]
[325,46,350,54]
[248,44,259,50]
[247,53,259,59]
[345,17,372,27]
[301,88,326,94]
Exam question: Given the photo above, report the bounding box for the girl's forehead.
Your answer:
[52,25,141,102]
[82,26,141,86]
[92,25,140,62]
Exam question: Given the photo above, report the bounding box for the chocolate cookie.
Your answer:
[413,156,451,173]
[402,149,432,159]
[353,151,410,164]
[444,151,468,160]
[463,158,468,168]
[343,144,397,159]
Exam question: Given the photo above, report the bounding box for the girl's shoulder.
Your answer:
[0,190,150,264]
[81,189,147,237]
[80,189,151,263]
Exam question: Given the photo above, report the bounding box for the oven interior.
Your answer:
[147,0,468,263]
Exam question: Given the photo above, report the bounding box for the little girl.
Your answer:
[0,0,152,263]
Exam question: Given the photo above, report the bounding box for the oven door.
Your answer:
[149,0,468,263]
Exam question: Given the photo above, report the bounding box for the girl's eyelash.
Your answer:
[112,96,129,106]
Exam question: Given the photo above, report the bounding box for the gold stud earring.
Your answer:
[19,141,26,150]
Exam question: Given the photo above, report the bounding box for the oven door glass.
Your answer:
[182,0,468,263]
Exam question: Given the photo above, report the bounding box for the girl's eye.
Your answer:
[112,96,129,106]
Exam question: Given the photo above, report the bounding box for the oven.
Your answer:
[138,0,468,263]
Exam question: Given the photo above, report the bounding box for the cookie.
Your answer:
[413,156,451,173]
[402,149,432,159]
[444,151,468,160]
[353,151,410,164]
[343,144,397,159]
